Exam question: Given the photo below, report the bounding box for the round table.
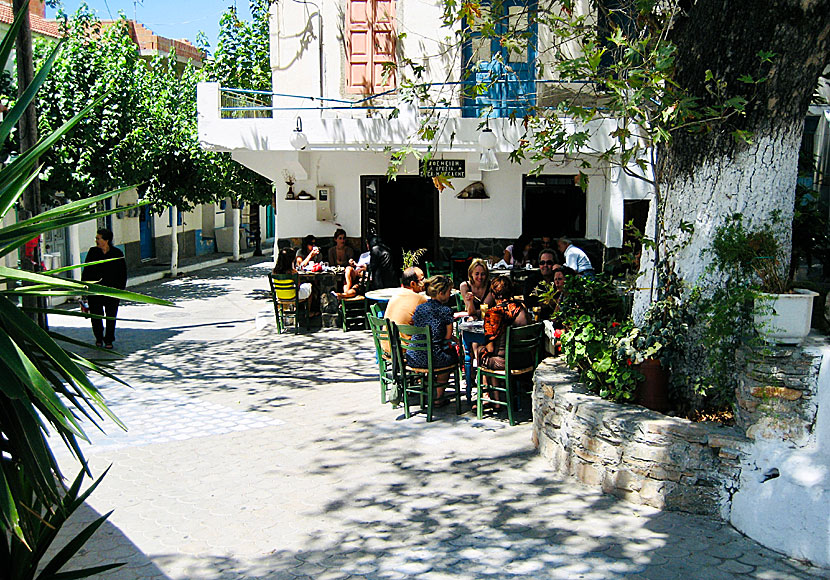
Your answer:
[364,287,409,302]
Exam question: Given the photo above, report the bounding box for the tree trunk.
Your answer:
[170,206,179,277]
[232,206,241,261]
[634,0,830,315]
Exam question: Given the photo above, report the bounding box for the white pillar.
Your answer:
[68,222,81,280]
[170,206,179,277]
[232,206,241,261]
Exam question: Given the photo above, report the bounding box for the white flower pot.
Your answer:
[753,289,818,345]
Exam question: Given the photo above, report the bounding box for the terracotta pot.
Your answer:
[635,358,669,413]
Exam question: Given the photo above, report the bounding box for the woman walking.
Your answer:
[81,228,127,349]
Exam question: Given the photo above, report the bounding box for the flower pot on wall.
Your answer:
[635,358,669,413]
[753,289,818,345]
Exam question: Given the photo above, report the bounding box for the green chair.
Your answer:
[425,261,452,281]
[268,273,310,333]
[367,315,398,405]
[390,321,462,422]
[476,322,544,425]
[340,296,367,331]
[369,302,384,318]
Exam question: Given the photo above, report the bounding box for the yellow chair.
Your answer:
[268,273,310,333]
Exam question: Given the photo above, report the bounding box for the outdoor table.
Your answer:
[364,287,408,304]
[298,270,341,327]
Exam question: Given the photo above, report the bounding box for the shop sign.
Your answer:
[419,159,465,178]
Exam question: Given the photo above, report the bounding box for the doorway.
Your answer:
[522,175,586,238]
[361,175,439,268]
[139,206,155,260]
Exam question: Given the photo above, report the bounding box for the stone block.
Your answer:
[639,479,672,507]
[608,468,645,492]
[645,420,709,444]
[749,386,803,401]
[573,459,603,486]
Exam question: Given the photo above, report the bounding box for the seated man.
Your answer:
[557,238,594,277]
[524,249,560,319]
[382,266,426,352]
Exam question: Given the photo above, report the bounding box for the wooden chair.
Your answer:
[425,261,452,281]
[340,296,367,331]
[476,322,544,425]
[268,273,309,333]
[369,302,384,318]
[367,315,398,405]
[389,321,462,422]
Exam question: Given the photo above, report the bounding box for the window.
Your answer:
[346,0,396,94]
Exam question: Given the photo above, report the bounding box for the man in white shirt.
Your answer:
[557,238,595,277]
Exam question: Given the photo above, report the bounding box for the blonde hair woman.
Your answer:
[460,258,495,317]
[408,275,458,398]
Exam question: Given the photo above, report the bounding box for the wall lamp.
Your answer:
[289,116,308,150]
[478,126,499,172]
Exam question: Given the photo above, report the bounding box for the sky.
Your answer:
[46,1,254,52]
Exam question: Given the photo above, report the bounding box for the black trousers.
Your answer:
[88,296,120,343]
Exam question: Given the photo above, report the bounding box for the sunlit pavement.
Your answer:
[45,257,828,579]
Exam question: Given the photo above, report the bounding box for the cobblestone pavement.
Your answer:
[46,258,829,579]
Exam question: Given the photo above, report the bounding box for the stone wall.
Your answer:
[735,344,823,444]
[532,360,749,516]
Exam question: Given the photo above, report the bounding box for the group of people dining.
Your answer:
[271,229,400,313]
[382,248,584,409]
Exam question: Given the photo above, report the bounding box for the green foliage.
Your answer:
[0,7,170,574]
[557,275,639,401]
[2,467,123,579]
[710,213,788,293]
[560,315,641,402]
[616,264,689,367]
[201,0,273,92]
[402,247,427,270]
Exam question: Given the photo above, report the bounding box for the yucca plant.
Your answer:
[0,3,170,577]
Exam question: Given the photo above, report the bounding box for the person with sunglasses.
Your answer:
[524,249,561,318]
[296,234,323,270]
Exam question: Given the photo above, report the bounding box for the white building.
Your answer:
[197,0,652,267]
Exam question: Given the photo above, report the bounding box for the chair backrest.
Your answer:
[369,302,383,318]
[393,322,434,369]
[367,314,389,355]
[270,272,299,301]
[505,322,544,370]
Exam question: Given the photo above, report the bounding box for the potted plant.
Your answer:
[712,214,818,345]
[615,267,688,412]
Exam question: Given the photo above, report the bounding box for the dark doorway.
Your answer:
[522,175,586,238]
[361,175,439,269]
[623,199,650,249]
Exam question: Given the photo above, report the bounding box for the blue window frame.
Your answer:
[462,0,538,118]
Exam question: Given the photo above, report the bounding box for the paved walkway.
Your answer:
[46,258,828,579]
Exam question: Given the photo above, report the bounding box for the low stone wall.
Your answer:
[532,359,749,516]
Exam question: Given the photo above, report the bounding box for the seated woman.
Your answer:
[474,276,530,402]
[503,233,533,268]
[327,228,355,267]
[337,242,371,299]
[273,247,313,301]
[408,275,459,400]
[459,258,496,402]
[296,234,322,270]
[549,265,576,330]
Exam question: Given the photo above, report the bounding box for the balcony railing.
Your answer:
[218,79,592,118]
